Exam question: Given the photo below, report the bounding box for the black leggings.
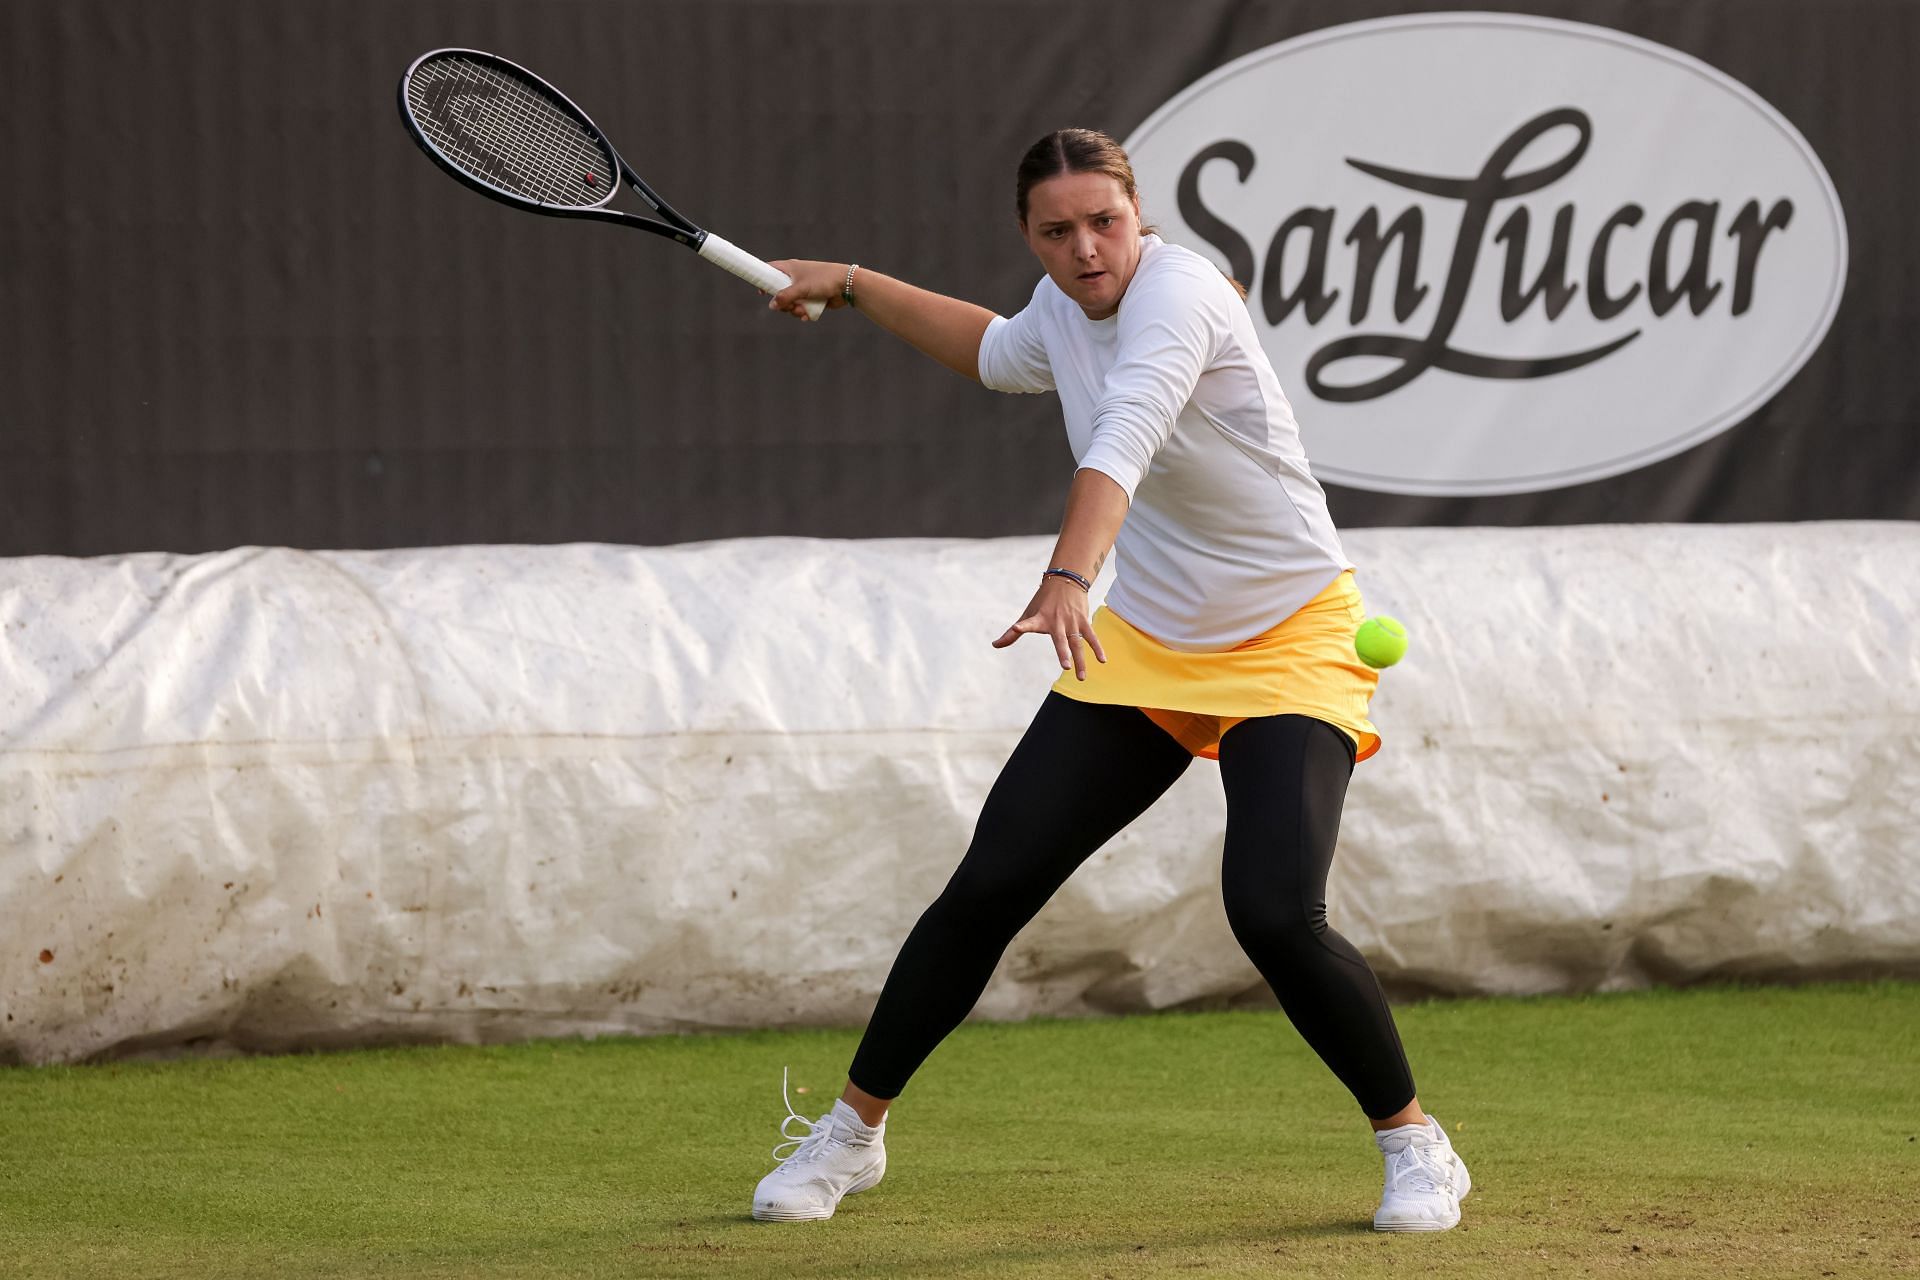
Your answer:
[847,692,1417,1120]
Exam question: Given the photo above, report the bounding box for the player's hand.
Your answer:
[767,260,849,320]
[992,578,1107,680]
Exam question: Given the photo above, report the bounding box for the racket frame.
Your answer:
[399,47,821,318]
[399,47,703,248]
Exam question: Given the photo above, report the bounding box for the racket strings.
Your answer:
[416,58,602,203]
[422,59,604,202]
[407,55,615,208]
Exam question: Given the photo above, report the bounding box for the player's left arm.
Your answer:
[992,467,1129,679]
[1079,261,1228,501]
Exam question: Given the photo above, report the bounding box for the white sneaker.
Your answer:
[1372,1116,1471,1232]
[751,1074,887,1222]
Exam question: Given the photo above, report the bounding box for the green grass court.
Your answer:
[3,981,1914,1278]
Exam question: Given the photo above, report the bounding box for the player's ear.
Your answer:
[1019,220,1050,265]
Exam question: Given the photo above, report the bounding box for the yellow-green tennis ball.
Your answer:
[1355,616,1408,669]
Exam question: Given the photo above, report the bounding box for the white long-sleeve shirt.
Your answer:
[977,234,1351,651]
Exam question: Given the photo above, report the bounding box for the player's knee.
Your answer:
[928,857,1045,938]
[1222,885,1329,957]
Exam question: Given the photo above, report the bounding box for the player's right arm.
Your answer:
[768,260,994,381]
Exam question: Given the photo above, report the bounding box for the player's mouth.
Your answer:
[1077,270,1107,284]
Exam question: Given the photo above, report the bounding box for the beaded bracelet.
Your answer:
[843,263,859,306]
[1043,567,1092,591]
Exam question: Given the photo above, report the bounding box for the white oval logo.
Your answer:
[1125,13,1848,496]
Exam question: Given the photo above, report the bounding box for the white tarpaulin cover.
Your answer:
[2,524,1916,1064]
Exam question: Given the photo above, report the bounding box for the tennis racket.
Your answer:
[398,48,824,319]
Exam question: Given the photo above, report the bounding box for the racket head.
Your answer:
[399,48,636,217]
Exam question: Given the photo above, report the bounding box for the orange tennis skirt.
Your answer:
[1050,569,1381,762]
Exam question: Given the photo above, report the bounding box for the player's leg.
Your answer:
[752,693,1192,1222]
[1214,713,1469,1231]
[847,692,1194,1100]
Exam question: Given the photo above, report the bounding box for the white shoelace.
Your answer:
[769,1066,836,1166]
[1383,1138,1455,1195]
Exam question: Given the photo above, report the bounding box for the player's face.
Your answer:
[1020,172,1143,321]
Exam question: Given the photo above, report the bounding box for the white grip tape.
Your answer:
[698,234,826,320]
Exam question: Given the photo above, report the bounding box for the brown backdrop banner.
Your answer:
[3,0,1914,555]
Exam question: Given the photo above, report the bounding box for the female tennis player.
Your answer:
[750,128,1471,1233]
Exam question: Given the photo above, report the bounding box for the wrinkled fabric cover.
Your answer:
[3,524,1915,1064]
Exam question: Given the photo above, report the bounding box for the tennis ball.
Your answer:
[1354,615,1408,669]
